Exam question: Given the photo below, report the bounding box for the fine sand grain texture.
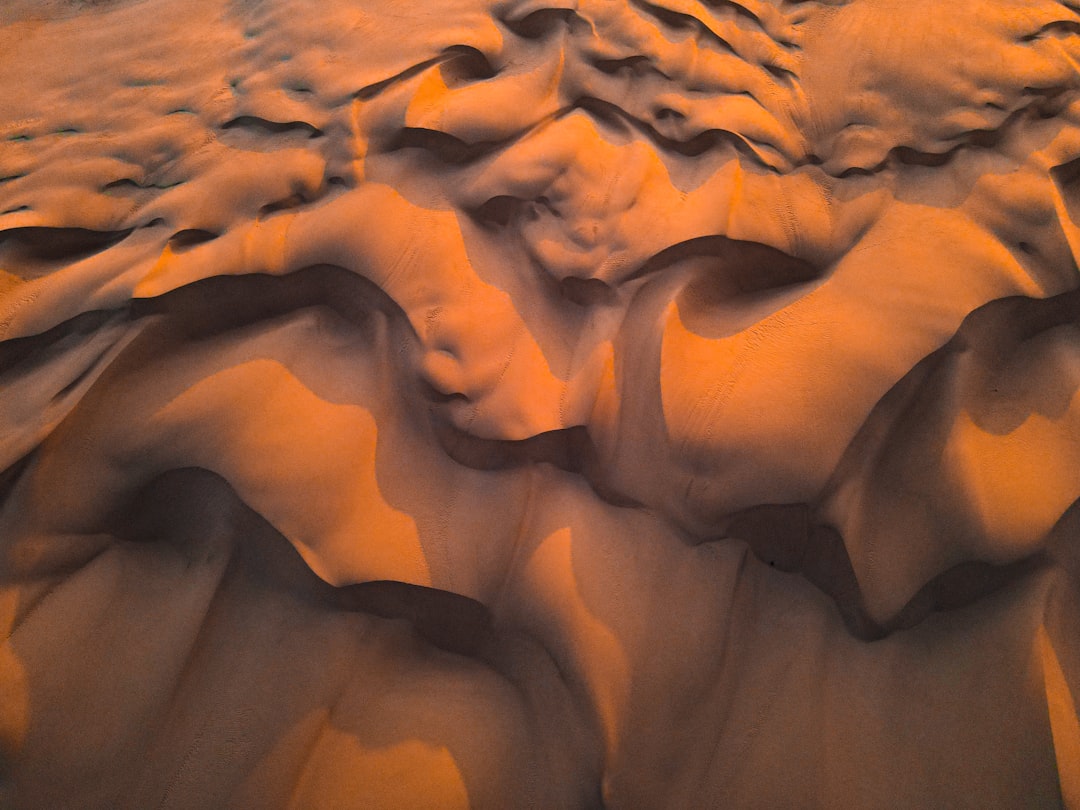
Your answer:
[1,0,1079,807]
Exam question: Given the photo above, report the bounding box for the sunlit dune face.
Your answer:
[2,0,1080,806]
[324,0,1080,534]
[0,0,1078,617]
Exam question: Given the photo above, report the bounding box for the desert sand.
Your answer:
[1,0,1079,807]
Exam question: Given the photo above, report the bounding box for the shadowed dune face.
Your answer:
[2,0,1080,807]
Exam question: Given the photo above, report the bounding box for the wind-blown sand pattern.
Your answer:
[1,0,1079,806]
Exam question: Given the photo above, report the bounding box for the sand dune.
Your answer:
[1,0,1079,806]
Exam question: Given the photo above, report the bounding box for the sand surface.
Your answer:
[1,0,1079,806]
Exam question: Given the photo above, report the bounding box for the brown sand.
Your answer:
[1,0,1079,806]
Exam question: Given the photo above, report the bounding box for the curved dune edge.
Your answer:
[1,0,1080,807]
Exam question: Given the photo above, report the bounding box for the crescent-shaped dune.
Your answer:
[1,0,1079,807]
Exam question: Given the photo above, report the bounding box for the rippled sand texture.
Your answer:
[2,0,1080,806]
